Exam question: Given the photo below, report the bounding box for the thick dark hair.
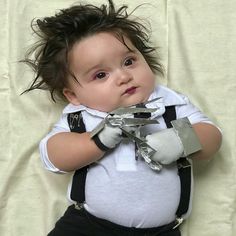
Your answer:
[22,0,164,102]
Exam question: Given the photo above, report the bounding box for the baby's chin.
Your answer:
[111,101,149,111]
[123,98,150,108]
[94,98,151,113]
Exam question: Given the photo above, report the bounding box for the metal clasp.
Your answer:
[75,202,84,210]
[177,158,191,169]
[173,217,183,229]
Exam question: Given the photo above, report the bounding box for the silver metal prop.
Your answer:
[90,98,163,171]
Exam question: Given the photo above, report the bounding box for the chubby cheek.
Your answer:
[96,92,119,109]
[88,100,116,112]
[141,71,156,90]
[147,75,156,86]
[79,91,115,112]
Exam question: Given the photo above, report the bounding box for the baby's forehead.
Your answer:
[72,31,136,50]
[70,32,137,55]
[67,32,140,73]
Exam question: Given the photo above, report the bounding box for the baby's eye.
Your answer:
[124,57,135,66]
[94,72,107,80]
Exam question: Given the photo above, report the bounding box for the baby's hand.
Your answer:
[92,122,123,151]
[145,118,202,165]
[145,128,184,165]
[91,113,140,151]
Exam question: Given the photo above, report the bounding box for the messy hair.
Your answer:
[22,0,164,102]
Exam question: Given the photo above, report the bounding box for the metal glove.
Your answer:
[146,117,202,165]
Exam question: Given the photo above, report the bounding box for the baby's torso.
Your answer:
[79,112,181,228]
[84,148,180,228]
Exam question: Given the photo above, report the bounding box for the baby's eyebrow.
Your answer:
[124,48,137,54]
[82,64,102,76]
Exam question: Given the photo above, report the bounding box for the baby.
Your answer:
[23,0,222,235]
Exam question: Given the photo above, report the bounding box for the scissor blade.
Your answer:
[107,117,159,127]
[120,127,145,143]
[143,97,162,105]
[90,120,105,138]
[121,118,159,126]
[110,97,162,115]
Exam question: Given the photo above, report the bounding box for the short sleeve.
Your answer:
[175,95,214,125]
[39,114,70,173]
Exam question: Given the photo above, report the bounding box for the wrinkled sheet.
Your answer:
[0,0,234,235]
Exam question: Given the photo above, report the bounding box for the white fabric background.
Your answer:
[0,0,233,235]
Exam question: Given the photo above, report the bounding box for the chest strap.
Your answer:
[67,106,192,218]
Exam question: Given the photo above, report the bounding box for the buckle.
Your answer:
[75,202,84,210]
[177,158,191,169]
[173,218,183,229]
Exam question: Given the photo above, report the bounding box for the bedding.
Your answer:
[0,0,233,235]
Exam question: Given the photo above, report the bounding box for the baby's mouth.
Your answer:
[124,86,137,95]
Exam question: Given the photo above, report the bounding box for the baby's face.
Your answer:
[63,32,156,112]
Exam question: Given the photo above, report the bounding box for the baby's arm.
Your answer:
[145,121,222,165]
[192,122,222,160]
[145,93,222,165]
[177,94,222,161]
[40,114,123,172]
[47,131,105,172]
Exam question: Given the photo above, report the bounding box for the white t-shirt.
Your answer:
[39,85,213,228]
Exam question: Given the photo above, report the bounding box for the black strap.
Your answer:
[68,107,192,218]
[67,112,88,203]
[175,159,192,217]
[162,106,192,218]
[134,103,151,119]
[162,106,177,128]
[92,134,110,152]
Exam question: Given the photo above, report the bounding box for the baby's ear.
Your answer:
[63,88,81,106]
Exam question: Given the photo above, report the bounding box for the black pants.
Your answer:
[47,205,181,236]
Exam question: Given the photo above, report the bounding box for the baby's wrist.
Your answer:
[92,134,111,152]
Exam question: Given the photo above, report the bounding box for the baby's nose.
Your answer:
[116,69,133,85]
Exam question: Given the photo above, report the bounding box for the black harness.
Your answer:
[67,105,192,219]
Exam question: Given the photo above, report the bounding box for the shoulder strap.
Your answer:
[162,105,176,128]
[163,106,192,218]
[67,111,86,133]
[67,111,88,203]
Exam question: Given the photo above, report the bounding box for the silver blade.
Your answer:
[120,127,145,143]
[110,97,162,115]
[143,97,162,105]
[121,128,162,171]
[121,118,159,126]
[90,120,106,138]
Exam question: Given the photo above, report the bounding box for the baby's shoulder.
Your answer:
[155,85,188,106]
